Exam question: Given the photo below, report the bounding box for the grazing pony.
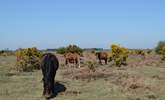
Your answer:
[40,53,59,98]
[64,52,80,68]
[95,52,108,64]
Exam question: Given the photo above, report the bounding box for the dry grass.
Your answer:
[0,53,165,100]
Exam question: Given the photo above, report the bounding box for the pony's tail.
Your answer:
[45,55,52,82]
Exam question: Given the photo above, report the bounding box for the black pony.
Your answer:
[40,53,59,98]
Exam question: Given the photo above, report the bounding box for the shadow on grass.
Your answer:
[47,81,66,99]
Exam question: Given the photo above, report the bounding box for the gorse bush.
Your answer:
[160,46,165,61]
[155,41,165,61]
[107,52,113,62]
[155,41,165,54]
[65,45,83,55]
[111,44,129,67]
[15,47,42,72]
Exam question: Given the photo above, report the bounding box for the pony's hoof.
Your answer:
[45,93,52,99]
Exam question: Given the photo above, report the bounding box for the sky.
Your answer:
[0,0,165,50]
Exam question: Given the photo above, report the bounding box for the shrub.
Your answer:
[56,47,66,54]
[56,45,83,55]
[135,49,145,56]
[65,45,83,55]
[86,61,96,72]
[107,52,113,62]
[0,50,14,56]
[111,44,129,67]
[0,50,5,55]
[147,49,152,54]
[15,47,42,72]
[160,46,165,60]
[0,50,7,56]
[155,41,165,54]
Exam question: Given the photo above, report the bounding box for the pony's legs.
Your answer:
[105,59,108,64]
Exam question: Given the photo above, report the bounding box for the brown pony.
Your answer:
[64,52,80,68]
[40,53,59,99]
[95,52,108,64]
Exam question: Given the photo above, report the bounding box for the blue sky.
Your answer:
[0,0,165,50]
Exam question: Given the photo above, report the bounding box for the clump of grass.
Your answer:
[86,61,97,72]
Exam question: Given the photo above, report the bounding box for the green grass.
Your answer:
[0,56,165,100]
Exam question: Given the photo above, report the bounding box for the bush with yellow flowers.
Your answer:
[160,46,165,61]
[107,51,113,62]
[15,47,42,72]
[111,44,129,67]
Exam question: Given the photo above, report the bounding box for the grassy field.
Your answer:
[0,55,165,100]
